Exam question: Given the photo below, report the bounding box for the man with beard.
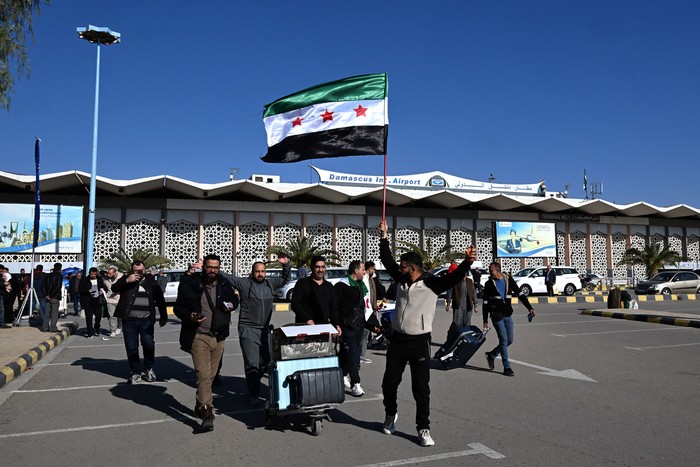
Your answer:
[378,221,476,447]
[220,254,291,406]
[175,254,238,432]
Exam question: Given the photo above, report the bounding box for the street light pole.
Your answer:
[77,25,120,270]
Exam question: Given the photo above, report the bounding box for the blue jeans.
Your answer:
[340,325,364,385]
[72,293,81,314]
[122,319,155,375]
[488,316,514,369]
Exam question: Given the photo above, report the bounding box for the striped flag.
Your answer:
[262,73,388,163]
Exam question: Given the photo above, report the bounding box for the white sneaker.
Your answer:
[382,413,398,435]
[418,429,435,447]
[344,374,351,390]
[109,332,117,338]
[142,368,156,382]
[115,328,122,335]
[127,374,142,384]
[351,383,365,397]
[359,356,372,364]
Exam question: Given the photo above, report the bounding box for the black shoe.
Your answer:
[0,324,12,329]
[199,405,215,432]
[503,368,515,377]
[485,352,495,371]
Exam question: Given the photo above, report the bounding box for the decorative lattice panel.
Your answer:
[165,220,198,269]
[668,235,683,256]
[94,218,121,264]
[556,231,566,266]
[630,233,647,280]
[0,254,32,264]
[449,228,473,254]
[590,231,608,278]
[337,225,363,267]
[126,220,160,256]
[569,230,587,274]
[501,258,522,274]
[424,227,447,264]
[611,232,627,282]
[203,222,234,273]
[687,235,700,263]
[476,227,494,266]
[396,226,420,247]
[238,222,268,276]
[308,224,332,250]
[272,223,301,262]
[524,258,543,268]
[39,254,78,263]
[366,226,392,264]
[651,233,665,248]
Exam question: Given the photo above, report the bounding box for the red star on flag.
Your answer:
[321,109,334,122]
[354,105,368,117]
[291,117,303,127]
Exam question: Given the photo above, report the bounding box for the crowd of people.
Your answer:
[0,223,539,447]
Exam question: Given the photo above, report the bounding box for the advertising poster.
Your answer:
[495,221,556,258]
[0,204,83,253]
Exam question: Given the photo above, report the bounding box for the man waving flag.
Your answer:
[262,73,388,163]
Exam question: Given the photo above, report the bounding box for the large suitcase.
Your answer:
[288,367,345,409]
[268,356,340,411]
[434,325,486,370]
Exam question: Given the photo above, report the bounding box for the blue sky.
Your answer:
[2,1,699,208]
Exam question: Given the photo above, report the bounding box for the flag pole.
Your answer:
[382,153,387,223]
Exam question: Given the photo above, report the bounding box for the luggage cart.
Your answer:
[264,324,344,436]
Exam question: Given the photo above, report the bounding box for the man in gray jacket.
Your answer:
[221,255,291,406]
[378,221,476,447]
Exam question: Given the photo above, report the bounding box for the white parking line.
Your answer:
[354,443,505,466]
[625,342,700,351]
[553,327,687,337]
[0,395,384,438]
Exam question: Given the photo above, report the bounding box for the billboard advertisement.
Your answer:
[494,221,556,258]
[0,204,83,253]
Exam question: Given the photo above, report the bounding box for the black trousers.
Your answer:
[381,331,431,431]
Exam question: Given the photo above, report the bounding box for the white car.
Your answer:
[274,267,346,301]
[511,266,582,296]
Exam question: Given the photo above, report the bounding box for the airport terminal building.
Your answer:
[1,167,699,283]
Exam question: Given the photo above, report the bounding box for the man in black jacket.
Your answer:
[175,254,238,432]
[291,255,339,329]
[41,263,63,333]
[112,260,168,384]
[482,262,535,377]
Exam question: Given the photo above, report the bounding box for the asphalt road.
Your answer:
[1,300,698,466]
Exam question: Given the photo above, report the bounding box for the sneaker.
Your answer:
[418,429,435,447]
[382,413,398,435]
[142,368,157,382]
[127,374,142,384]
[359,356,372,364]
[115,328,122,335]
[351,383,365,397]
[485,352,495,371]
[503,367,515,377]
[109,332,117,338]
[344,374,351,390]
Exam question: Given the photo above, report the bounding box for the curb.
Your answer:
[509,293,698,305]
[0,322,79,389]
[580,310,700,328]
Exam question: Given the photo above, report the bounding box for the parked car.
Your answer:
[634,271,700,295]
[274,267,345,301]
[511,266,582,296]
[428,266,488,298]
[162,269,189,303]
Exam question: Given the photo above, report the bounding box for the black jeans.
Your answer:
[84,299,102,336]
[340,325,364,385]
[122,319,155,374]
[381,331,432,431]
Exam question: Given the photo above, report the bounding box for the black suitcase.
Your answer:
[434,325,486,370]
[287,367,345,409]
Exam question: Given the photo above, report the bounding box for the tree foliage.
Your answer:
[98,247,173,273]
[265,235,341,268]
[1,0,48,110]
[617,243,683,279]
[394,238,465,271]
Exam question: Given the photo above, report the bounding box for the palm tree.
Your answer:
[395,238,465,271]
[98,247,173,273]
[265,235,341,268]
[617,243,683,278]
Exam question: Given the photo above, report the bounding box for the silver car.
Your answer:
[634,271,700,295]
